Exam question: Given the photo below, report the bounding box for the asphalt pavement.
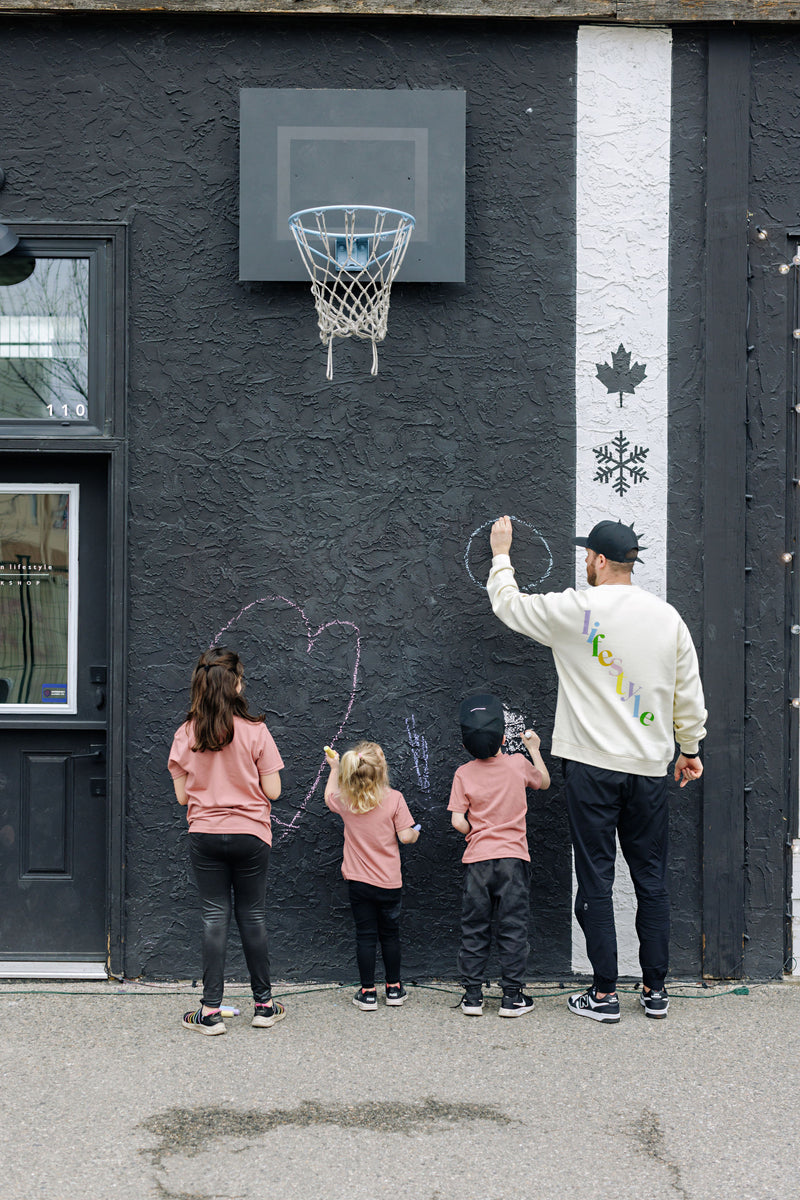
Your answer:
[2,976,799,1199]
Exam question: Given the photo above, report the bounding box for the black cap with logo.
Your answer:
[574,520,645,564]
[459,693,505,760]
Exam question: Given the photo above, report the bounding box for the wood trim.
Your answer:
[702,29,749,979]
[0,0,797,21]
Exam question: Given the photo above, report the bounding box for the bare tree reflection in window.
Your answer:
[0,258,89,421]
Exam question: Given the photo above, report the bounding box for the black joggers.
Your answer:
[564,759,670,994]
[458,857,531,994]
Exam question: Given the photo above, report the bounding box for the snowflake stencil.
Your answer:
[593,431,650,497]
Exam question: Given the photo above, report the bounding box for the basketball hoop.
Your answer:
[288,205,415,380]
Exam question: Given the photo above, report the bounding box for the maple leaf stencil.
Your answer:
[593,431,650,497]
[595,344,647,407]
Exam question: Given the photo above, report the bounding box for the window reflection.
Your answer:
[0,258,89,421]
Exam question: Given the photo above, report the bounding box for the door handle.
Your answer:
[69,745,105,763]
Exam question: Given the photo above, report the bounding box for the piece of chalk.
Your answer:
[524,730,534,738]
[219,1006,240,1017]
[324,745,337,759]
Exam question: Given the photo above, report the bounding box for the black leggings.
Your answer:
[348,879,403,988]
[189,832,272,1007]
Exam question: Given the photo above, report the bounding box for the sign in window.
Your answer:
[0,486,79,713]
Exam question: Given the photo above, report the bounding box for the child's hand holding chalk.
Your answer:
[523,728,541,750]
[324,745,339,764]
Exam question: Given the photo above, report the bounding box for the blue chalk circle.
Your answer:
[464,516,553,593]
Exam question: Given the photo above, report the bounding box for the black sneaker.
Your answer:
[252,999,286,1028]
[385,984,407,1006]
[460,992,484,1016]
[498,991,535,1018]
[182,1006,226,1035]
[353,988,378,1011]
[640,987,669,1019]
[568,986,621,1023]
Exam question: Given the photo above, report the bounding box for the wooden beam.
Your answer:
[702,29,750,980]
[0,0,797,22]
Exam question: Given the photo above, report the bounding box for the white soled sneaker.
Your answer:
[640,987,669,1019]
[568,986,621,1023]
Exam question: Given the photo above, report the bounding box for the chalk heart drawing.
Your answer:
[464,515,553,593]
[213,595,361,844]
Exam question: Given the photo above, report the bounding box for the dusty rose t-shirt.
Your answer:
[168,716,284,845]
[448,752,542,864]
[325,787,414,889]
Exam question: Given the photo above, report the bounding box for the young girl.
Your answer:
[168,646,285,1035]
[324,741,420,1010]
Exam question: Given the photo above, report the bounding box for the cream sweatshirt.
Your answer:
[487,554,707,777]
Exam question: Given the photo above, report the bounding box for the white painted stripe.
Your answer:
[572,25,672,979]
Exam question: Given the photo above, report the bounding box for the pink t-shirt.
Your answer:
[325,787,414,889]
[168,717,284,845]
[448,752,542,864]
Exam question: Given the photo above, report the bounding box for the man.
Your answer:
[487,516,706,1022]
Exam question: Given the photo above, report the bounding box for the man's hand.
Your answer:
[490,515,513,557]
[674,754,703,788]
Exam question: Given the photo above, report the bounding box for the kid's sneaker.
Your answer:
[459,992,484,1016]
[640,987,670,1019]
[251,999,286,1028]
[568,986,621,1023]
[182,1007,226,1035]
[385,984,408,1006]
[498,990,535,1018]
[353,988,378,1011]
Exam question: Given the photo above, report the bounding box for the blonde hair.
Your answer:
[338,741,389,813]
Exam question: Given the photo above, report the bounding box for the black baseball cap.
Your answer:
[575,520,646,563]
[459,693,505,760]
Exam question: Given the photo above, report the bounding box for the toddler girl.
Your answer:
[324,742,419,1009]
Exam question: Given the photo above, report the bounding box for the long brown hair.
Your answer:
[186,647,264,752]
[338,742,389,813]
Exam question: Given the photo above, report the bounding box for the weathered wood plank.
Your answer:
[0,0,797,19]
[618,0,800,21]
[0,0,795,18]
[0,0,616,16]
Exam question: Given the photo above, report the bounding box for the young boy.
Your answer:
[448,693,550,1017]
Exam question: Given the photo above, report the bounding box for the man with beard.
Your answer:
[486,516,706,1023]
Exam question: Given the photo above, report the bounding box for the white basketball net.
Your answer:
[288,206,415,380]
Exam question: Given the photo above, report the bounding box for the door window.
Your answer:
[0,484,79,713]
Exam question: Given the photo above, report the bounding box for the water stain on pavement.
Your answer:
[142,1098,515,1198]
[143,1099,513,1166]
[143,1097,513,1167]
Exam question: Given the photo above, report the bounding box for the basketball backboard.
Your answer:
[239,88,466,283]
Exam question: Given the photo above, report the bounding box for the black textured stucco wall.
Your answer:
[0,16,577,980]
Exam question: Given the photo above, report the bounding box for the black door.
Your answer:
[0,455,108,963]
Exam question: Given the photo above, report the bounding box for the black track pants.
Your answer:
[564,760,669,994]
